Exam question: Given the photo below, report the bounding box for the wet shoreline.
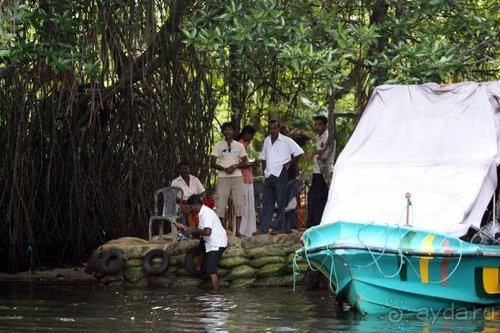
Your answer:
[0,267,95,283]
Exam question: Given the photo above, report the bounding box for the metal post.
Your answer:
[405,192,412,227]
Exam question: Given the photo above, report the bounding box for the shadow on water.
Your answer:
[0,281,498,332]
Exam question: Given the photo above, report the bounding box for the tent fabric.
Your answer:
[321,82,500,237]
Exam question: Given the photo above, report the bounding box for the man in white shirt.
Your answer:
[253,120,304,235]
[176,194,228,290]
[171,162,206,201]
[210,122,249,237]
[307,115,331,228]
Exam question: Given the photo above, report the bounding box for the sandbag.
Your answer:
[125,258,143,268]
[283,244,301,254]
[169,254,186,267]
[257,263,287,277]
[122,246,144,259]
[248,255,285,268]
[124,266,144,283]
[240,234,275,249]
[219,256,249,268]
[278,233,302,246]
[229,278,256,288]
[221,245,247,258]
[168,240,200,255]
[252,274,297,287]
[225,265,256,280]
[246,244,287,258]
[106,237,149,246]
[217,268,229,277]
[285,261,308,273]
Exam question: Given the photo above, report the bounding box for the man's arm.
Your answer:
[284,137,304,169]
[260,138,268,175]
[234,156,249,169]
[175,223,211,237]
[210,155,224,171]
[284,153,302,169]
[190,227,212,237]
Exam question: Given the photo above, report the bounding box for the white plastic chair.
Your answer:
[148,186,183,242]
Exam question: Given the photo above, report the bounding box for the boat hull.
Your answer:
[298,222,500,314]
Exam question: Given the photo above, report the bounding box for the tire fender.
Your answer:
[99,249,125,275]
[184,246,206,276]
[143,249,170,275]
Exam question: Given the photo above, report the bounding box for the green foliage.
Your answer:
[1,1,100,76]
[182,0,498,118]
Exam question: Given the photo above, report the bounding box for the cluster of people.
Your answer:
[172,117,331,289]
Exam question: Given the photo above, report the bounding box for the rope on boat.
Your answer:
[292,254,300,293]
[354,221,405,278]
[402,239,464,284]
[354,220,465,283]
[292,239,341,295]
[292,199,465,294]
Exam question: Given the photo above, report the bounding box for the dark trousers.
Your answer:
[259,169,288,232]
[307,173,328,228]
[198,239,226,274]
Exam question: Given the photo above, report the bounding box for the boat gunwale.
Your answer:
[298,244,500,258]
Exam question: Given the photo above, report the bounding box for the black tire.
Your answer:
[184,246,207,277]
[84,250,99,274]
[99,249,125,275]
[143,249,170,275]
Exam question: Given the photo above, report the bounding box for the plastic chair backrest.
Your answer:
[154,186,183,217]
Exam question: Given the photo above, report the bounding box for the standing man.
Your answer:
[253,120,304,235]
[307,115,331,228]
[236,125,258,237]
[210,122,249,238]
[176,194,227,290]
[170,161,206,228]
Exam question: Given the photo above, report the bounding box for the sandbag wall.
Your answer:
[85,233,309,288]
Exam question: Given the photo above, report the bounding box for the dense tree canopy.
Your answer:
[0,0,498,271]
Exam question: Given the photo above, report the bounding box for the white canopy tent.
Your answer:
[321,82,500,237]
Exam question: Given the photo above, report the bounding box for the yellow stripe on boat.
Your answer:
[419,235,436,284]
[482,267,500,294]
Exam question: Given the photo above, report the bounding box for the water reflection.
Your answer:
[0,281,498,332]
[195,294,231,332]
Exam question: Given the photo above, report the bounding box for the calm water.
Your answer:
[0,281,498,332]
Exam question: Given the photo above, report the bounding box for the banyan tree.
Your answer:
[0,0,497,272]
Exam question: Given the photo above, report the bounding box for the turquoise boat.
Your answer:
[297,82,500,314]
[298,221,500,314]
